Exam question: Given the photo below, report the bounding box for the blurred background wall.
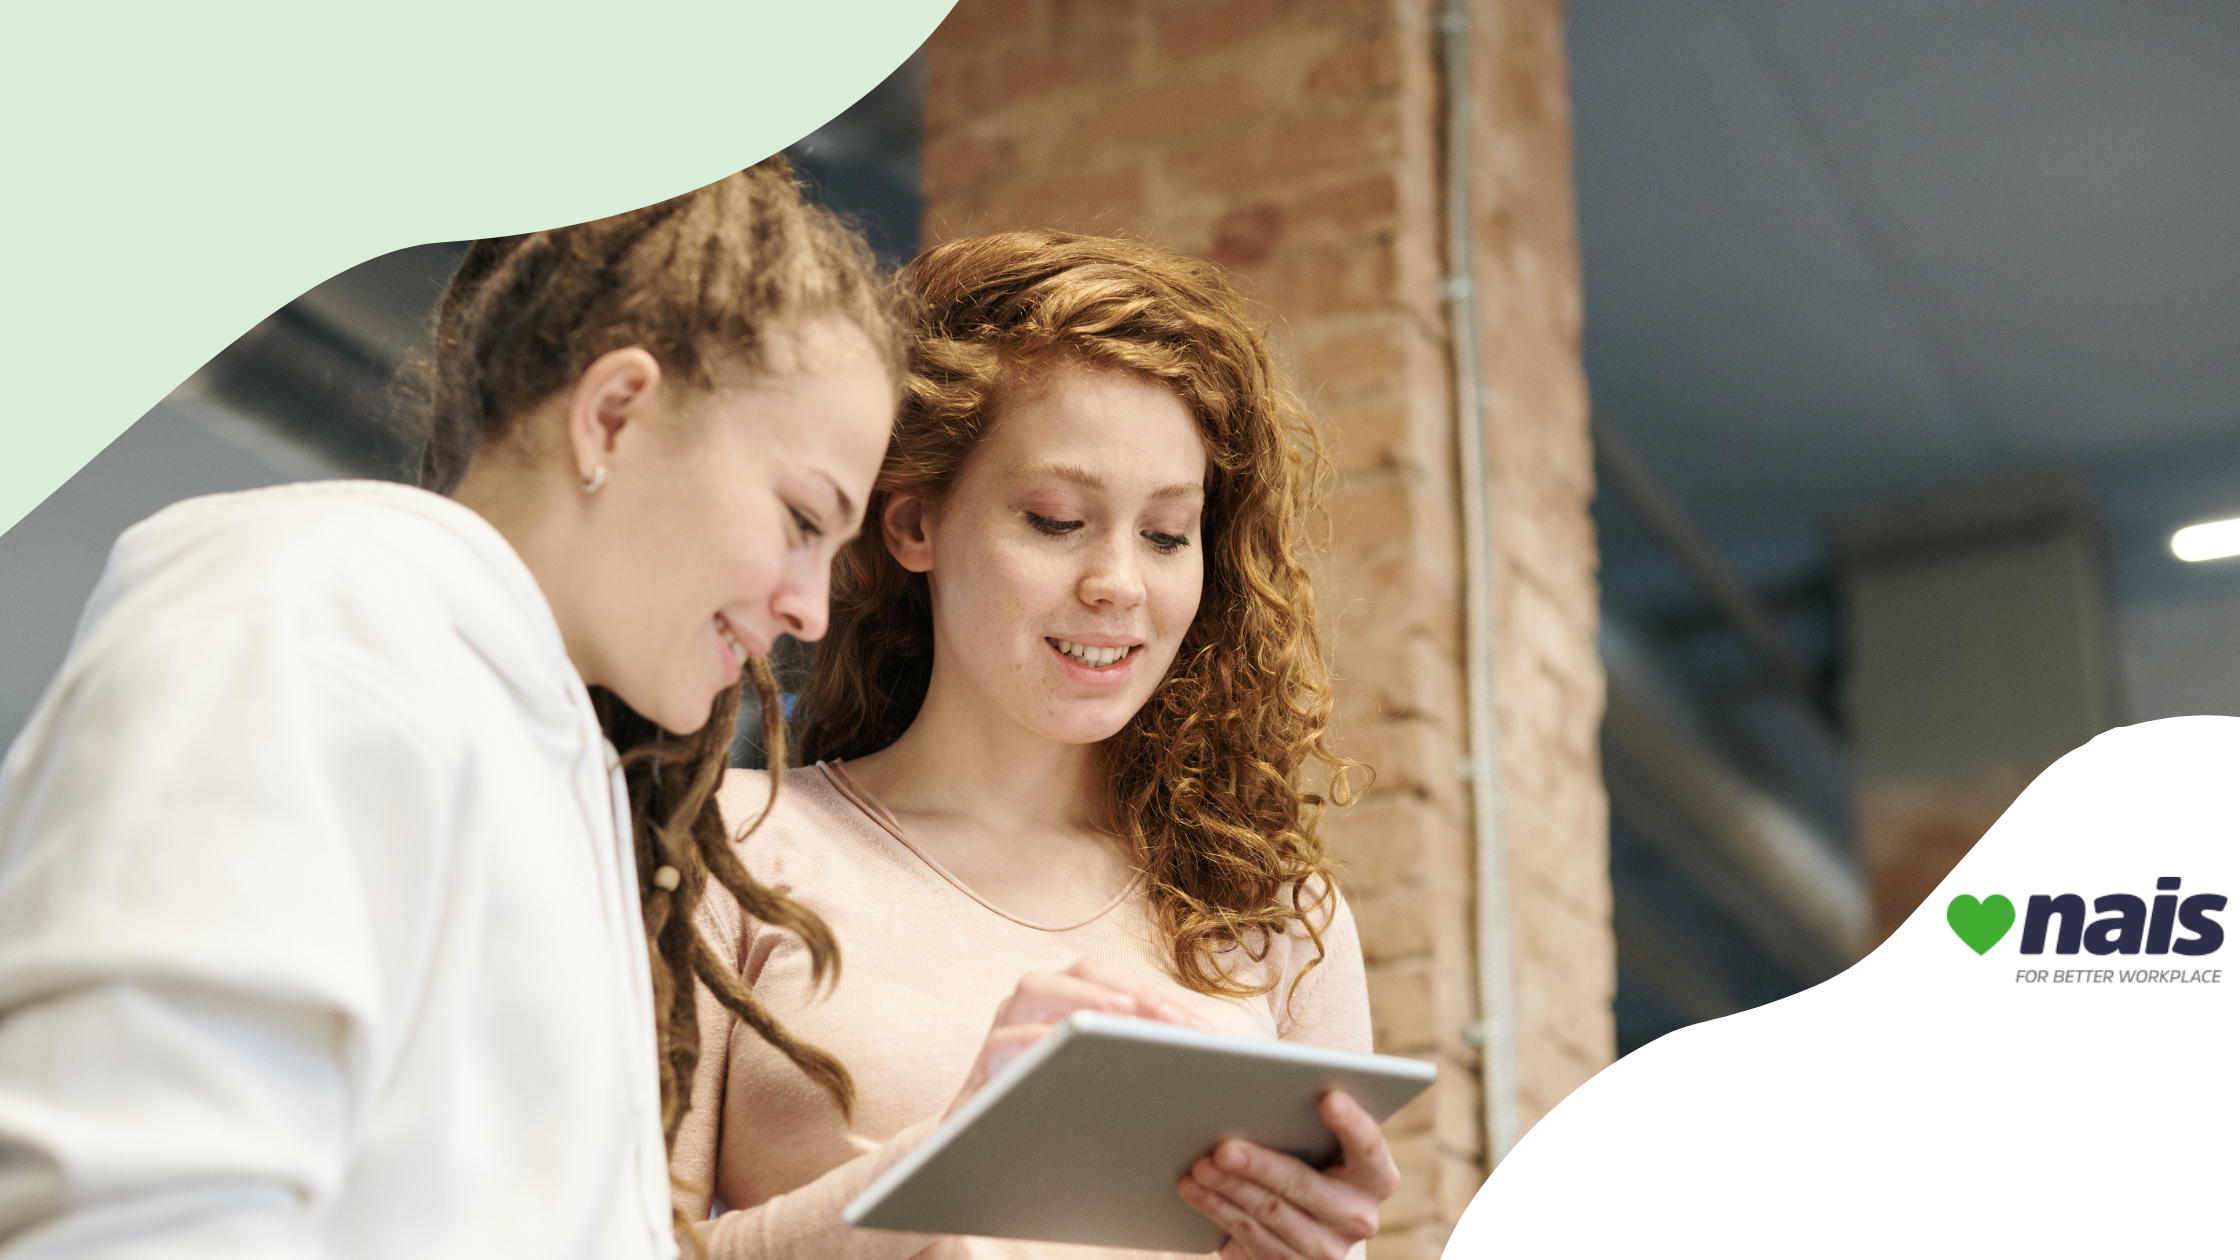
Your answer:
[5,3,2239,1257]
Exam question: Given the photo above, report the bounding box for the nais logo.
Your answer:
[1947,879,2226,986]
[1947,894,2018,954]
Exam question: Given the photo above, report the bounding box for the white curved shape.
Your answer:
[1446,716,2239,1255]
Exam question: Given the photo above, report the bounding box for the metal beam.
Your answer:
[1601,658,1867,982]
[1593,424,1843,733]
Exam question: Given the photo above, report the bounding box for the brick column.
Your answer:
[921,3,1609,1253]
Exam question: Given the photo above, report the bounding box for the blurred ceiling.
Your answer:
[1570,0,2240,615]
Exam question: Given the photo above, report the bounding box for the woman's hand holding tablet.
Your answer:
[942,959,1400,1257]
[1182,1089,1400,1260]
[948,958,1214,1114]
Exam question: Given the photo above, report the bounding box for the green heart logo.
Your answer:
[1947,894,2016,955]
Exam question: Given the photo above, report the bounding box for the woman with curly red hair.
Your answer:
[671,231,1397,1260]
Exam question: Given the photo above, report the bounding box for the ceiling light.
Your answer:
[2170,518,2240,562]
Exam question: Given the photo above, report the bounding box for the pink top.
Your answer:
[671,762,1374,1260]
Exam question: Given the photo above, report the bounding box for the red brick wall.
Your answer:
[921,4,1610,1253]
[1464,0,1613,1143]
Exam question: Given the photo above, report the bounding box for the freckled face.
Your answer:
[906,365,1208,746]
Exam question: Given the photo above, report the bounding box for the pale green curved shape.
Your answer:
[0,0,955,536]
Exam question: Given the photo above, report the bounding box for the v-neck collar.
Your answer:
[815,759,1142,933]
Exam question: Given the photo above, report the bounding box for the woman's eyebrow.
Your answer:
[819,472,857,522]
[1010,460,1102,489]
[1010,462,1205,502]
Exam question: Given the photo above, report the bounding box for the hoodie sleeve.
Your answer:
[0,593,458,1257]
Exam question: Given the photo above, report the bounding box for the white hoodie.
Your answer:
[0,481,676,1259]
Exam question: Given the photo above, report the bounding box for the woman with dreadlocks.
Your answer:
[0,162,892,1259]
[671,231,1401,1260]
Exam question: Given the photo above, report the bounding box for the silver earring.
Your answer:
[581,465,607,494]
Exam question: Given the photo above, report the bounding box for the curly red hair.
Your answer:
[796,229,1361,998]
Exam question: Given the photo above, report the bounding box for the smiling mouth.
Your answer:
[717,618,750,669]
[1050,638,1137,669]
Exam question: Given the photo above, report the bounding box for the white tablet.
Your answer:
[842,1010,1438,1253]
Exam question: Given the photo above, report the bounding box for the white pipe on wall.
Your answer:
[1437,0,1522,1168]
